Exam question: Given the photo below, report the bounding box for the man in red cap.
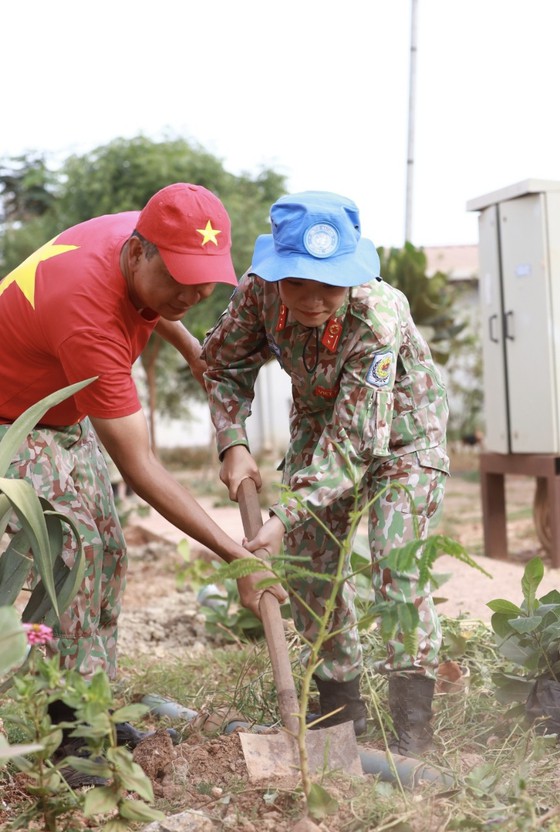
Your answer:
[0,183,287,777]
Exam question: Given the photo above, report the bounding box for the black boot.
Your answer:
[311,675,367,736]
[48,700,179,787]
[48,701,109,788]
[387,673,435,757]
[115,721,179,748]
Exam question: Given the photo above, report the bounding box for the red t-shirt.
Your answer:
[0,212,159,425]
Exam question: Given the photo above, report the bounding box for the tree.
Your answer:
[378,242,466,365]
[379,242,482,438]
[0,137,287,450]
[0,153,59,276]
[0,153,56,224]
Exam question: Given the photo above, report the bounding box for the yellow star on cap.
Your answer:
[196,220,221,247]
[0,238,78,308]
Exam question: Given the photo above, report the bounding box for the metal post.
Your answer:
[405,0,418,244]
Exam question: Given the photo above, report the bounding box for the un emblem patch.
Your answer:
[304,223,339,258]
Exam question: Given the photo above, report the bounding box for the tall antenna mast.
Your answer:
[405,0,418,244]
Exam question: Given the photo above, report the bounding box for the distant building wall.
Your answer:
[157,360,292,455]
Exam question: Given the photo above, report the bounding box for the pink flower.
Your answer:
[22,623,53,646]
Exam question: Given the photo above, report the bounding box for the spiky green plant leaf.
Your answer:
[0,606,28,675]
[0,478,60,617]
[33,509,84,623]
[0,531,33,606]
[0,378,96,476]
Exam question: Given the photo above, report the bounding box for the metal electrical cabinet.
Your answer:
[467,179,560,454]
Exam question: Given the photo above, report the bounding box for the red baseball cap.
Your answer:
[136,183,237,286]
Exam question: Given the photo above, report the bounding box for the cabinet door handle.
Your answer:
[489,314,499,343]
[505,310,515,341]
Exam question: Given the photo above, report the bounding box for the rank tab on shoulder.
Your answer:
[321,318,342,352]
[276,303,288,331]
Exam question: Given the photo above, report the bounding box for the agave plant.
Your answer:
[0,379,95,628]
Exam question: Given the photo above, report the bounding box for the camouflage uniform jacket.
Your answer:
[202,273,449,532]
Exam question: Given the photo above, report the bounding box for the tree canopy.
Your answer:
[379,242,466,365]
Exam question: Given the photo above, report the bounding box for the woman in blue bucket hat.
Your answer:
[202,190,449,756]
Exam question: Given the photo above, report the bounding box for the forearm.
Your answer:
[92,413,249,565]
[155,319,206,389]
[155,319,200,363]
[127,456,248,563]
[202,273,270,450]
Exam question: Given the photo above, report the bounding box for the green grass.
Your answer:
[3,455,559,830]
[3,615,560,831]
[118,617,560,831]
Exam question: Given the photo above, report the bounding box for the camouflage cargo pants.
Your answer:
[283,447,447,683]
[0,419,126,680]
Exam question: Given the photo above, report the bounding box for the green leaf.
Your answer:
[118,798,165,822]
[103,749,156,799]
[430,571,453,589]
[23,528,85,626]
[86,666,113,702]
[380,539,423,573]
[0,606,28,675]
[83,785,120,816]
[541,620,560,644]
[0,494,13,538]
[0,735,43,762]
[208,557,276,582]
[0,533,32,605]
[521,557,544,613]
[111,704,149,724]
[102,821,130,832]
[495,635,537,668]
[508,616,542,634]
[307,782,339,820]
[379,608,399,643]
[396,602,420,635]
[490,612,516,639]
[0,478,59,618]
[539,589,560,606]
[118,770,156,802]
[0,378,97,476]
[62,756,112,779]
[492,673,535,704]
[487,599,523,615]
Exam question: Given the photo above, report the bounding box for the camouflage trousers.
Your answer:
[283,449,447,683]
[1,419,126,680]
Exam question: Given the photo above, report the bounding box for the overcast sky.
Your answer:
[4,0,559,249]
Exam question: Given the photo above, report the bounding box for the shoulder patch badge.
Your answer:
[366,351,394,387]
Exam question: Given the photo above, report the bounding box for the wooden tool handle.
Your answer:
[237,478,299,735]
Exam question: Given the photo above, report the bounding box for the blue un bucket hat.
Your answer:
[249,191,380,287]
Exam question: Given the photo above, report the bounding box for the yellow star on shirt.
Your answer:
[196,220,221,247]
[0,238,78,308]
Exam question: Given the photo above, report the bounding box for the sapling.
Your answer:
[208,472,487,819]
[489,556,560,734]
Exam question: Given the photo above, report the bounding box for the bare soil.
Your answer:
[110,450,560,830]
[4,451,560,830]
